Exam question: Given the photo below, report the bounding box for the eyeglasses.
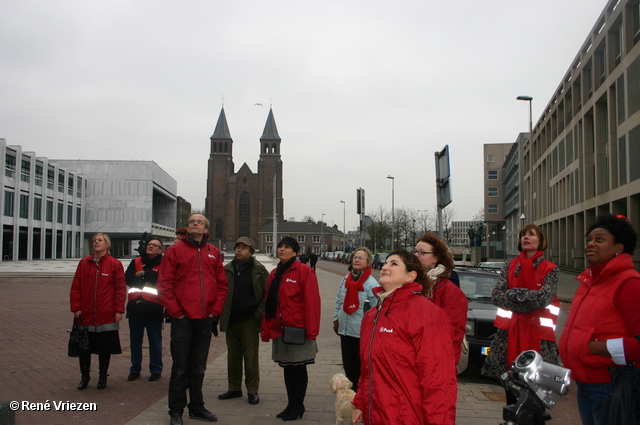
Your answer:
[353,256,367,262]
[147,243,162,248]
[412,250,433,256]
[188,219,206,225]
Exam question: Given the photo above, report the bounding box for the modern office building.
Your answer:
[1,139,85,261]
[483,143,511,259]
[450,220,483,248]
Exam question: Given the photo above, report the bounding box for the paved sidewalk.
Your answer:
[0,258,581,425]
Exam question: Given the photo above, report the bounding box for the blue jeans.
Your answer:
[576,380,614,425]
[128,318,163,374]
[168,317,213,417]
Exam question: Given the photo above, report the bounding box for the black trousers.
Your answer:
[340,334,361,392]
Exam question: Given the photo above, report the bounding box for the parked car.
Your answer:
[476,261,504,273]
[457,268,499,364]
[372,253,389,269]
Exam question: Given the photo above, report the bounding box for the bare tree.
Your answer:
[368,206,391,252]
[302,215,315,223]
[432,206,457,243]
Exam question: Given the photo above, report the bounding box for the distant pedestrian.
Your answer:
[70,233,126,390]
[309,251,318,271]
[218,237,269,405]
[299,252,309,264]
[125,238,165,382]
[157,214,228,425]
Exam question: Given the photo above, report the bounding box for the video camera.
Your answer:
[500,350,571,425]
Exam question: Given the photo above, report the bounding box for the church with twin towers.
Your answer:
[205,106,284,251]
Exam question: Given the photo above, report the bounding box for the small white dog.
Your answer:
[330,373,356,425]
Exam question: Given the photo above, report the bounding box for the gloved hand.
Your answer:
[333,320,339,335]
[212,319,219,337]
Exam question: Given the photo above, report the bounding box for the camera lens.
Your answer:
[516,350,536,367]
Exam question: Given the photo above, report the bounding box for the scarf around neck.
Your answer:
[343,267,372,315]
[265,257,296,319]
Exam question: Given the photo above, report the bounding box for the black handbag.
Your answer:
[68,317,90,357]
[282,326,306,345]
[605,362,640,425]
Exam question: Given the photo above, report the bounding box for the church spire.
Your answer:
[211,107,231,139]
[260,108,280,140]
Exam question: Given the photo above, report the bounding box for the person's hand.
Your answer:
[212,319,219,337]
[74,311,82,319]
[333,320,339,335]
[352,408,363,424]
[135,271,144,278]
[115,312,123,322]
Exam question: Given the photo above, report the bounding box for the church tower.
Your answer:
[204,106,284,250]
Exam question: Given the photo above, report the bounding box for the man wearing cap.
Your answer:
[217,237,269,405]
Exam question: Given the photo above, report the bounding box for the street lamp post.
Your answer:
[517,95,533,223]
[387,175,395,250]
[340,200,346,252]
[321,213,326,256]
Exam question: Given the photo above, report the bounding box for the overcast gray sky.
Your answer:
[1,0,607,233]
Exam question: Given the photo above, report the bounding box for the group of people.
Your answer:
[69,212,640,425]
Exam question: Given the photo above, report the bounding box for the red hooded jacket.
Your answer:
[353,282,457,425]
[70,254,126,326]
[157,235,228,319]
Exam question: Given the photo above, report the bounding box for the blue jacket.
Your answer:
[333,272,380,338]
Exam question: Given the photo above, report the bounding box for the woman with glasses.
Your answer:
[414,234,468,371]
[333,247,380,391]
[481,224,560,406]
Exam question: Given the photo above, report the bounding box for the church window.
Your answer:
[239,191,250,237]
[272,143,277,154]
[224,143,228,152]
[215,219,223,239]
[213,143,217,152]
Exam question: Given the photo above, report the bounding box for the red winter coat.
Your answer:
[70,254,126,326]
[431,278,468,364]
[353,282,457,425]
[157,236,228,319]
[261,260,321,341]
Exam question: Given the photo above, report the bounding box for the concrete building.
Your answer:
[450,220,483,248]
[1,139,85,261]
[257,220,344,257]
[206,107,284,251]
[508,0,640,270]
[483,143,511,260]
[54,160,177,257]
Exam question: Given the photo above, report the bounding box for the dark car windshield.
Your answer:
[457,270,497,300]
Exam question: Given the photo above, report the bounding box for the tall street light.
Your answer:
[320,213,326,256]
[387,175,395,250]
[517,95,533,224]
[340,200,346,252]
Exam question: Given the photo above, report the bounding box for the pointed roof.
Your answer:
[260,108,281,141]
[211,107,231,140]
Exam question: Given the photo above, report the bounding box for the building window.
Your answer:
[5,154,16,177]
[486,154,495,163]
[313,235,320,243]
[238,192,250,237]
[67,204,73,225]
[68,176,74,196]
[21,160,31,182]
[612,24,623,66]
[488,187,499,197]
[215,219,223,239]
[19,194,29,218]
[46,200,53,222]
[488,203,499,214]
[57,202,63,224]
[266,235,273,243]
[57,172,64,193]
[297,235,305,243]
[47,169,54,190]
[34,197,42,220]
[76,206,81,226]
[488,170,499,180]
[634,1,640,45]
[35,164,43,186]
[77,177,83,197]
[4,191,15,216]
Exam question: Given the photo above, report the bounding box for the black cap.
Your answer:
[278,236,300,254]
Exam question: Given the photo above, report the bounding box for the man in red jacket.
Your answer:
[157,214,228,425]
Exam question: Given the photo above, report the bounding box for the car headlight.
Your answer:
[465,320,475,336]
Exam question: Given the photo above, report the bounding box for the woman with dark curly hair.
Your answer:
[414,234,468,370]
[481,224,560,405]
[352,249,457,425]
[560,214,640,425]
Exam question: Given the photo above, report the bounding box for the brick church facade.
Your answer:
[205,107,284,251]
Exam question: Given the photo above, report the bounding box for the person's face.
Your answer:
[414,241,438,270]
[234,243,253,262]
[351,250,369,272]
[379,254,416,291]
[277,243,296,263]
[93,235,109,254]
[146,240,163,258]
[585,227,623,266]
[520,229,540,253]
[188,214,208,237]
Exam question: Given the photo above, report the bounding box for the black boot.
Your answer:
[276,366,295,418]
[77,354,91,390]
[281,365,307,421]
[97,353,110,389]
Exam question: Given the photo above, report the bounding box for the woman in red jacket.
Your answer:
[414,233,468,371]
[352,249,457,425]
[261,237,320,421]
[70,233,126,390]
[559,214,640,425]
